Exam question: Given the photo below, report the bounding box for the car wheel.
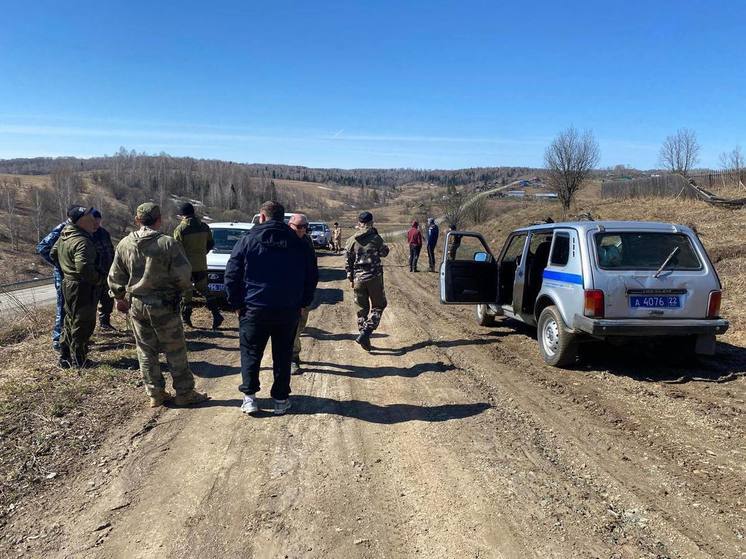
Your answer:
[476,304,496,327]
[538,305,577,367]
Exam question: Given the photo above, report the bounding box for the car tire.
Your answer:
[476,304,497,327]
[538,305,577,368]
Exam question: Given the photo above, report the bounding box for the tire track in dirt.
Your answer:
[386,242,745,558]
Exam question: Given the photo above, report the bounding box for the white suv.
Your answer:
[206,222,253,296]
[440,221,729,367]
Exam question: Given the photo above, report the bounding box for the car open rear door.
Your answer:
[440,232,498,304]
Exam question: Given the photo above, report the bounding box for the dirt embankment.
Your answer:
[0,247,743,559]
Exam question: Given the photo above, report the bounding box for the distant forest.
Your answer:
[0,149,535,189]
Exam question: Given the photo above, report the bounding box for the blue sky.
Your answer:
[1,0,744,169]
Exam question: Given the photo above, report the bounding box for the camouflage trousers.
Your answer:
[182,270,220,311]
[354,274,387,335]
[129,297,195,397]
[60,279,98,366]
[292,307,310,362]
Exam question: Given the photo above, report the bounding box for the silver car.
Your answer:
[440,221,729,367]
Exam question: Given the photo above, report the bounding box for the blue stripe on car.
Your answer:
[543,270,583,285]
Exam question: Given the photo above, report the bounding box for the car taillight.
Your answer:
[707,290,722,318]
[584,290,605,318]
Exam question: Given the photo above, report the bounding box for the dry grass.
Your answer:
[0,312,142,515]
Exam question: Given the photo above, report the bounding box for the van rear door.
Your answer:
[440,232,497,304]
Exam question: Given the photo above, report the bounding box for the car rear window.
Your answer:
[211,228,251,252]
[594,232,702,271]
[309,224,324,232]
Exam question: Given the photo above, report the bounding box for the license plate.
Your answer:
[208,283,224,292]
[630,295,681,308]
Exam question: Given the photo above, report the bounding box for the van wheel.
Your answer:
[538,305,577,367]
[476,304,496,326]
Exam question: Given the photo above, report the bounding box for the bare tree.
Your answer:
[659,128,700,177]
[29,185,54,242]
[0,178,20,250]
[442,191,467,229]
[544,127,600,211]
[51,168,83,219]
[719,146,744,188]
[466,193,491,225]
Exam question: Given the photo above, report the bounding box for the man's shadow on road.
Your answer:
[304,326,388,342]
[191,360,241,378]
[304,360,456,378]
[197,396,490,424]
[370,337,501,356]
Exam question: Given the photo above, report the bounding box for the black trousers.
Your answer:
[409,244,422,271]
[239,307,299,400]
[427,243,437,270]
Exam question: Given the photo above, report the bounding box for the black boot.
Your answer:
[98,314,114,331]
[355,331,372,351]
[211,309,224,330]
[58,346,72,369]
[182,306,194,328]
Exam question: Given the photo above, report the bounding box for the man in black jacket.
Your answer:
[224,201,318,416]
[91,209,115,330]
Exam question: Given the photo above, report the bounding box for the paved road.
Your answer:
[0,283,57,318]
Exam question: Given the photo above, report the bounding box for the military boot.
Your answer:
[149,389,174,408]
[181,306,194,328]
[211,308,224,330]
[355,331,372,352]
[174,390,210,406]
[98,314,114,331]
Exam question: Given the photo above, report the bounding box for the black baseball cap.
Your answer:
[177,202,195,216]
[67,205,93,224]
[358,211,373,224]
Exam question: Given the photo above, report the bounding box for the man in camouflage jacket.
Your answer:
[108,203,209,408]
[345,211,390,351]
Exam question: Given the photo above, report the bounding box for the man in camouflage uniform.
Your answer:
[288,213,319,374]
[345,211,389,351]
[173,202,224,330]
[51,206,103,368]
[108,203,209,408]
[331,222,342,253]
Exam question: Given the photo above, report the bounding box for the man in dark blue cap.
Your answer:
[344,210,389,351]
[91,209,115,330]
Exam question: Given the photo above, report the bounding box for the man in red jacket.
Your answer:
[407,221,423,272]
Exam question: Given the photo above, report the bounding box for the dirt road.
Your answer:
[5,248,745,558]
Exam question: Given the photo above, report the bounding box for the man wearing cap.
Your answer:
[288,213,319,375]
[345,211,390,351]
[173,202,224,330]
[50,205,103,368]
[91,209,115,330]
[36,217,71,351]
[224,201,317,416]
[331,222,342,253]
[426,217,440,272]
[108,203,209,407]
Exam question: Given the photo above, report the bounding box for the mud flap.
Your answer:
[695,334,716,355]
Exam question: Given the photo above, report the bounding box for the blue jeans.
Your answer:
[53,268,65,346]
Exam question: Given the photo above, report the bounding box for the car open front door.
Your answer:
[440,232,497,304]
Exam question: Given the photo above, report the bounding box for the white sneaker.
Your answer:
[241,394,259,414]
[273,399,292,416]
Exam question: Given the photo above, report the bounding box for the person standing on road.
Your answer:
[36,217,71,351]
[426,217,440,272]
[332,222,342,253]
[345,211,389,351]
[173,202,224,330]
[50,206,103,368]
[288,213,319,375]
[407,220,423,272]
[108,203,209,408]
[91,209,115,330]
[224,201,317,416]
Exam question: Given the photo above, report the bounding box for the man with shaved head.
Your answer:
[288,213,319,374]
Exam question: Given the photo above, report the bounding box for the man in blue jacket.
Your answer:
[426,218,440,272]
[36,218,70,350]
[224,200,318,416]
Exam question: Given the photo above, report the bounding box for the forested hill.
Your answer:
[0,151,535,189]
